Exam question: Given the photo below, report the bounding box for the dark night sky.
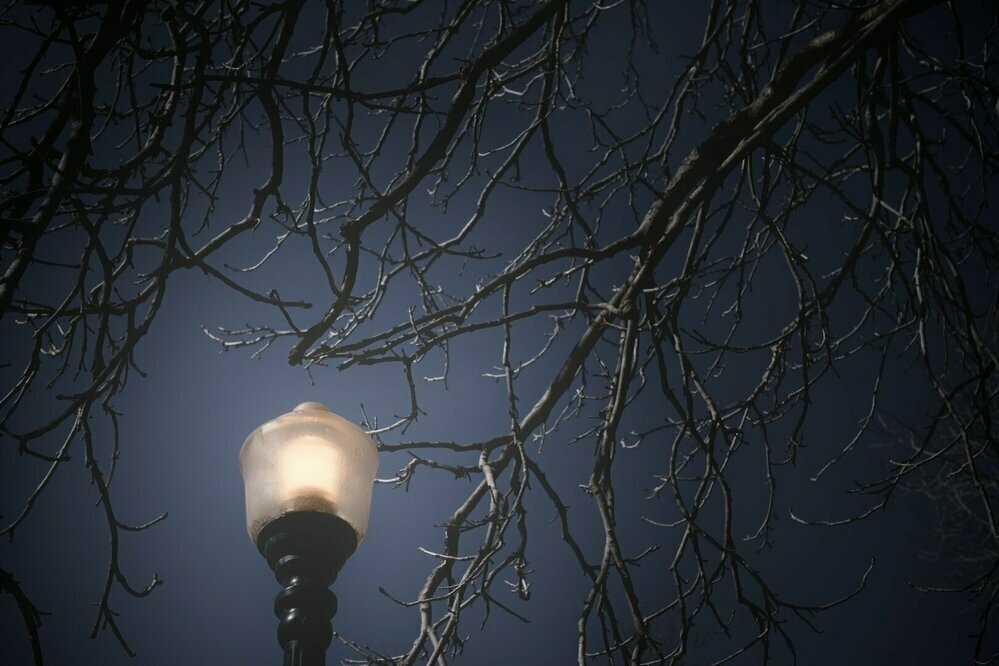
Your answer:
[1,1,996,665]
[1,268,980,666]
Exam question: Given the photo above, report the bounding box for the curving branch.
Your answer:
[1,0,996,662]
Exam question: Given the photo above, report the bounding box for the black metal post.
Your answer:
[256,511,358,666]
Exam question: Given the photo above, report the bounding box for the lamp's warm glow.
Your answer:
[239,402,378,544]
[278,436,338,504]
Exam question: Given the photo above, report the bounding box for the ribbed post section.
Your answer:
[256,511,358,666]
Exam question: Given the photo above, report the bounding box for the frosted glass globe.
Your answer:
[239,402,378,544]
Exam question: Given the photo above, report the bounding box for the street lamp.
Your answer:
[240,401,379,666]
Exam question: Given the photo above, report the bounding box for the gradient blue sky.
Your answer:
[1,2,994,664]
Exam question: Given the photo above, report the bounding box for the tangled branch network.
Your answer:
[1,0,996,663]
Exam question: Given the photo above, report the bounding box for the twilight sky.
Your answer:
[1,1,996,664]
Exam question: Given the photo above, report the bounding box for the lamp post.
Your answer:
[240,402,379,666]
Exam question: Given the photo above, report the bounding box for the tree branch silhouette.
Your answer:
[1,0,996,662]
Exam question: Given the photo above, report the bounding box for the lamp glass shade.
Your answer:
[239,402,378,544]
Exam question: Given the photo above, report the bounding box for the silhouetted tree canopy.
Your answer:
[1,0,996,663]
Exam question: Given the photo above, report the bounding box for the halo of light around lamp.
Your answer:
[239,401,378,546]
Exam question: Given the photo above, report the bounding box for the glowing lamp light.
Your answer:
[240,401,378,544]
[239,401,378,666]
